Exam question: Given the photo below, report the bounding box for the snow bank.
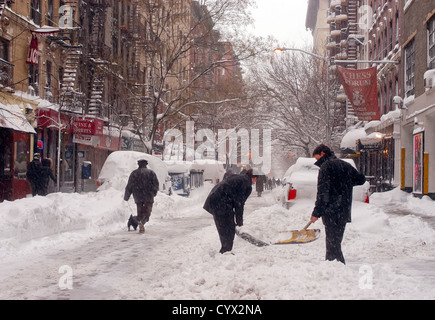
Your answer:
[371,187,435,217]
[0,181,214,261]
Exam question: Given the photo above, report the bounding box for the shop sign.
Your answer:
[357,138,383,151]
[72,117,104,136]
[35,108,72,132]
[132,139,146,152]
[73,134,100,147]
[96,135,120,151]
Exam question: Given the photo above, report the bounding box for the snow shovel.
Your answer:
[275,221,321,245]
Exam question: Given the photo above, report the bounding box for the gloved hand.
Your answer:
[236,215,243,227]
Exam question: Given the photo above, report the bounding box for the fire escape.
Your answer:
[125,0,144,127]
[87,0,110,117]
[327,0,359,127]
[59,0,85,113]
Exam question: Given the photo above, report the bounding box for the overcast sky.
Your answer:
[250,0,312,47]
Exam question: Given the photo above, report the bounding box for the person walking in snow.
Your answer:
[256,174,265,197]
[310,144,366,264]
[203,169,257,254]
[40,158,56,196]
[27,153,42,197]
[124,159,159,233]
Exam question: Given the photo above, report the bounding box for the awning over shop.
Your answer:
[0,103,36,134]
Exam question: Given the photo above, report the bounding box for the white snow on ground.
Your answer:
[0,182,434,300]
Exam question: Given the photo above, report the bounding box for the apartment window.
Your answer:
[47,0,54,26]
[28,64,39,96]
[405,39,415,97]
[428,17,435,69]
[0,38,9,61]
[31,0,42,26]
[46,60,52,88]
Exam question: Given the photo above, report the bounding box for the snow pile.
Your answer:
[0,180,214,260]
[371,187,435,217]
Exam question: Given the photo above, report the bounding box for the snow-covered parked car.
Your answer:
[280,157,370,208]
[97,151,172,194]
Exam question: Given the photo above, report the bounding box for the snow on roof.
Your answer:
[0,103,36,134]
[341,127,367,150]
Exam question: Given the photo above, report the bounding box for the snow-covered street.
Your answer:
[1,182,435,300]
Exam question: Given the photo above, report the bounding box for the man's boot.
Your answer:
[138,221,145,234]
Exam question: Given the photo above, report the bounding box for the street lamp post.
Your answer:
[274,48,331,145]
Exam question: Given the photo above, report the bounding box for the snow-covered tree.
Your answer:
[246,49,343,158]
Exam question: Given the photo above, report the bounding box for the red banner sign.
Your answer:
[337,66,380,121]
[27,28,61,65]
[26,35,39,65]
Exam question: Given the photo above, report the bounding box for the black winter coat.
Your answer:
[312,154,366,225]
[26,160,42,184]
[203,174,252,223]
[124,167,159,204]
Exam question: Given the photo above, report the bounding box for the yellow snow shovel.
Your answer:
[275,221,321,245]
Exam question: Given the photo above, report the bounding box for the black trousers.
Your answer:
[213,213,236,254]
[323,221,346,264]
[136,201,153,224]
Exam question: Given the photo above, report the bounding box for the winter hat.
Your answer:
[137,159,148,166]
[33,153,41,159]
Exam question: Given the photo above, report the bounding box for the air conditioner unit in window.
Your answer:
[424,69,435,89]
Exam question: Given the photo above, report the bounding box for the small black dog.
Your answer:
[127,215,139,231]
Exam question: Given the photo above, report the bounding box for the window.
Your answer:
[0,37,9,61]
[47,0,54,26]
[14,141,27,180]
[405,39,415,97]
[28,64,39,96]
[0,129,12,178]
[428,17,435,69]
[31,0,42,25]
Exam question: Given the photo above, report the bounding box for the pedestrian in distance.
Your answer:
[256,174,265,197]
[310,144,366,264]
[26,153,42,197]
[124,159,159,233]
[203,169,258,254]
[40,158,56,196]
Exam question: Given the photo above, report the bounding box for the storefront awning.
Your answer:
[0,103,36,134]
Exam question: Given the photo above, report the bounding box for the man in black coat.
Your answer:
[124,159,159,233]
[27,153,42,196]
[204,169,257,254]
[310,145,366,264]
[40,158,56,196]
